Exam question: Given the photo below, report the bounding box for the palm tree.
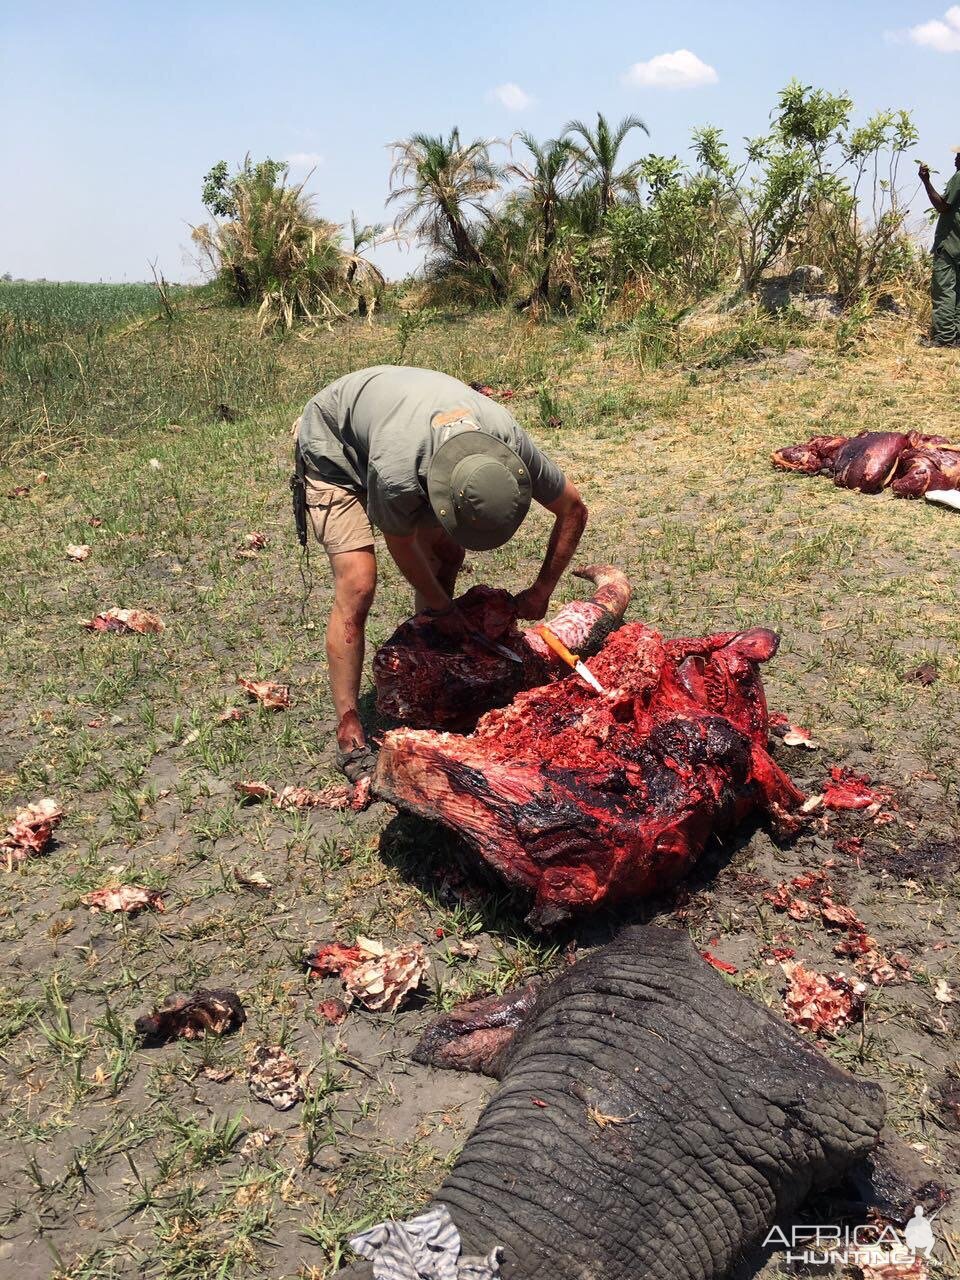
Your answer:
[345,212,385,285]
[564,112,649,216]
[388,129,505,299]
[343,212,388,316]
[508,133,581,305]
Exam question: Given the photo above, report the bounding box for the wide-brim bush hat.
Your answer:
[427,419,532,551]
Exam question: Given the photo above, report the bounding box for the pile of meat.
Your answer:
[373,621,805,927]
[771,430,960,497]
[373,565,631,729]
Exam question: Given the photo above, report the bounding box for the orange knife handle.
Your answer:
[537,625,579,669]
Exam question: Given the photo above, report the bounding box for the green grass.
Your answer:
[0,281,165,331]
[1,301,959,1277]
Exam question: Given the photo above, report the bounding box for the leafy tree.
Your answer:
[775,84,918,301]
[691,83,918,299]
[564,112,649,218]
[691,124,812,293]
[607,157,737,299]
[388,129,505,300]
[201,157,286,220]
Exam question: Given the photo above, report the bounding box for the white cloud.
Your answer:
[488,82,534,111]
[908,5,960,50]
[285,152,324,170]
[624,49,718,89]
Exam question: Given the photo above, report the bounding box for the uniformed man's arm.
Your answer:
[919,164,950,215]
[513,479,588,621]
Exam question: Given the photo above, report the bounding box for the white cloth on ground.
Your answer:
[925,489,960,511]
[349,1204,503,1280]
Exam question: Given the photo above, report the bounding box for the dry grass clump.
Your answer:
[192,161,383,332]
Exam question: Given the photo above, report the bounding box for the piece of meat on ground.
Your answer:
[373,621,805,927]
[771,434,847,474]
[373,564,632,730]
[890,443,960,497]
[832,432,909,493]
[412,981,540,1076]
[772,429,960,499]
[340,926,886,1280]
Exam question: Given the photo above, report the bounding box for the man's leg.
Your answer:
[303,470,378,774]
[327,548,377,753]
[412,525,466,614]
[931,254,957,345]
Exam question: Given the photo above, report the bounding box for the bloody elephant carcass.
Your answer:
[373,564,631,730]
[372,621,805,927]
[339,927,887,1280]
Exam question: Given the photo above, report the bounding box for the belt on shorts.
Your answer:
[290,444,308,548]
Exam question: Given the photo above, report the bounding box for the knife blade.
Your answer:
[468,631,524,664]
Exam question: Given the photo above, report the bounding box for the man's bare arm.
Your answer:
[919,164,949,215]
[513,480,588,620]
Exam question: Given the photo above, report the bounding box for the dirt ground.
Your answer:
[1,309,959,1279]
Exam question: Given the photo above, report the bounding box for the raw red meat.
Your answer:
[821,766,891,812]
[832,432,908,493]
[771,435,846,475]
[373,564,632,729]
[373,621,805,926]
[890,442,960,497]
[781,961,866,1036]
[771,430,960,498]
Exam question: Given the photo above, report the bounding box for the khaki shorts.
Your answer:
[304,466,375,555]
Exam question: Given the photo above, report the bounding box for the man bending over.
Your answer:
[292,365,587,781]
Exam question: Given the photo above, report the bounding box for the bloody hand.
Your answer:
[428,606,471,640]
[512,585,551,621]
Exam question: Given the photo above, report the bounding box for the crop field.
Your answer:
[0,281,296,463]
[0,282,165,331]
[1,299,959,1279]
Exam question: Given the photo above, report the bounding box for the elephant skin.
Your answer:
[337,926,886,1280]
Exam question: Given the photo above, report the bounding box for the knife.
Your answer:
[536,624,606,694]
[468,631,524,665]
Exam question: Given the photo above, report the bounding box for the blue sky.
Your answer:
[2,0,958,282]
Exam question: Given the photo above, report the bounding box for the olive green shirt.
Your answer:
[934,171,960,261]
[297,366,566,536]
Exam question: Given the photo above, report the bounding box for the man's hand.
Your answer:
[513,584,551,621]
[427,605,471,640]
[917,163,949,214]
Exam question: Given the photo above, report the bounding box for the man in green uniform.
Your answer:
[920,148,960,346]
[293,366,588,781]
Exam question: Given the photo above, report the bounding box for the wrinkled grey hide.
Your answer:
[339,926,885,1280]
